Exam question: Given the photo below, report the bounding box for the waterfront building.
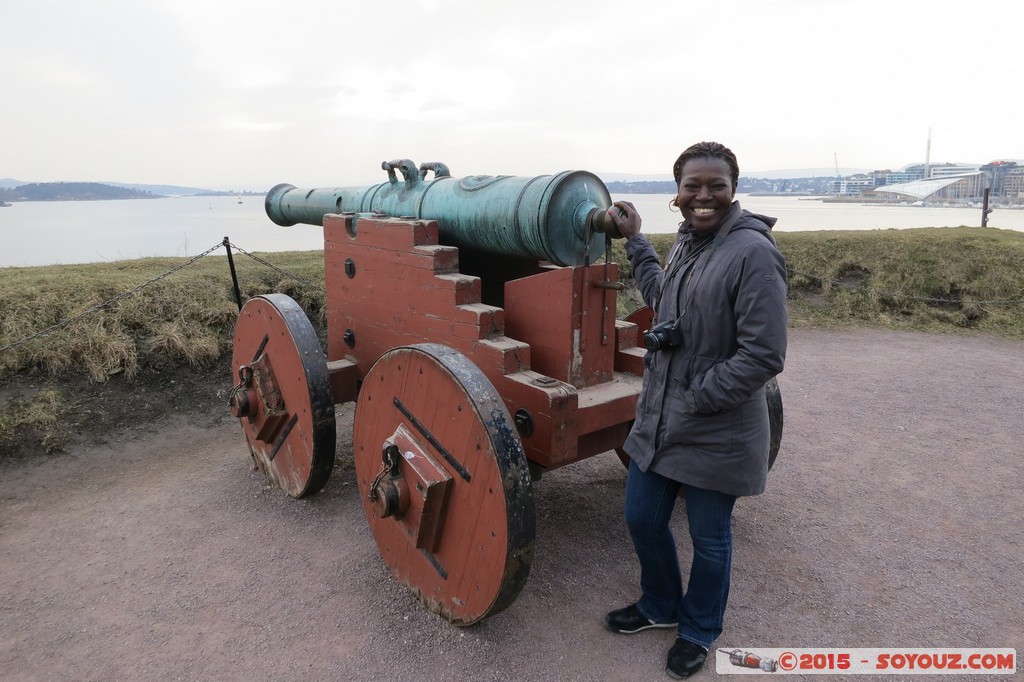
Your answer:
[844,160,1021,203]
[1003,167,1024,203]
[885,166,927,184]
[826,174,876,195]
[982,161,1021,201]
[929,164,982,179]
[865,173,985,203]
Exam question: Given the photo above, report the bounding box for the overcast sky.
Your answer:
[3,0,1021,189]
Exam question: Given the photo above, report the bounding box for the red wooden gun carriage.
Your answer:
[227,160,781,625]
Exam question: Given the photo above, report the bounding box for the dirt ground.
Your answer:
[1,327,1021,681]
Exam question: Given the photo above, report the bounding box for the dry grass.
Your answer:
[0,388,68,455]
[610,227,1024,338]
[2,231,1022,458]
[775,227,1024,336]
[2,228,1023,387]
[0,251,325,382]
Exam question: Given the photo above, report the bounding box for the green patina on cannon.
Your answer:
[265,159,620,267]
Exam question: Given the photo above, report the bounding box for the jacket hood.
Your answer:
[743,210,777,230]
[734,203,778,246]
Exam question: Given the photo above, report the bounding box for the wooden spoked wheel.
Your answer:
[230,294,335,498]
[353,343,535,626]
[614,306,784,471]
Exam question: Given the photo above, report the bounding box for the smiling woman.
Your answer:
[671,144,740,234]
[603,141,789,679]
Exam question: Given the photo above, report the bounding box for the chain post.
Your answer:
[227,240,325,293]
[223,236,243,311]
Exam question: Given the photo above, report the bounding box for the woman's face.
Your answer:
[674,157,736,233]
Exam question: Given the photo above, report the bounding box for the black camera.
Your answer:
[643,320,684,352]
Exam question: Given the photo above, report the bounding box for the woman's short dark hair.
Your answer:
[672,142,740,189]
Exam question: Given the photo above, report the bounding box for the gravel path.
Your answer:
[1,328,1021,681]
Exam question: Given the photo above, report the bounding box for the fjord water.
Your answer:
[626,194,1024,235]
[2,194,1022,268]
[0,195,321,268]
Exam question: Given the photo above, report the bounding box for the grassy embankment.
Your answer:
[2,227,1023,453]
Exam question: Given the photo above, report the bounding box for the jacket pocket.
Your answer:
[662,399,742,452]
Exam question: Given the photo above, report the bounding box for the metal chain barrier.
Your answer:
[225,241,326,293]
[0,242,225,354]
[1,240,329,356]
[2,243,1019,358]
[785,266,1024,306]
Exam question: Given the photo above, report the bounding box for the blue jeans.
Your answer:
[625,459,737,648]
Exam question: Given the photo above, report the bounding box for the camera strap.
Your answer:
[673,202,742,321]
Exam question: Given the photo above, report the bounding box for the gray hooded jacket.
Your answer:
[622,201,787,496]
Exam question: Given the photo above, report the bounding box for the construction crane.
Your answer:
[925,127,932,178]
[829,152,842,196]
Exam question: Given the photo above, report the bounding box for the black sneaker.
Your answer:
[604,604,677,634]
[666,638,708,679]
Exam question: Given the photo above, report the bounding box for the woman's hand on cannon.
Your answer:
[609,201,641,239]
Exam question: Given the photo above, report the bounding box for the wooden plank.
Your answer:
[325,215,439,249]
[326,358,359,404]
[574,373,643,435]
[503,265,617,388]
[493,372,578,468]
[453,303,504,335]
[322,214,355,243]
[325,240,460,274]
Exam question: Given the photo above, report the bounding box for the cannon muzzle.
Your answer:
[265,160,619,266]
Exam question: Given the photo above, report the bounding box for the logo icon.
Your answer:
[726,649,779,673]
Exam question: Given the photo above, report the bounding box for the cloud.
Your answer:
[220,118,290,133]
[3,0,1022,186]
[22,55,106,89]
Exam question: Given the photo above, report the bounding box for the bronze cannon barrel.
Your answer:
[265,159,620,266]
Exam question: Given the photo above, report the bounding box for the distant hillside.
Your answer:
[108,183,235,197]
[743,167,871,179]
[0,178,26,189]
[598,168,870,184]
[0,182,161,202]
[606,180,676,194]
[607,175,837,195]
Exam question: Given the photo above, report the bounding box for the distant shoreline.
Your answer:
[0,181,263,203]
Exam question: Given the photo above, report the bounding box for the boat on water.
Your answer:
[0,201,11,207]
